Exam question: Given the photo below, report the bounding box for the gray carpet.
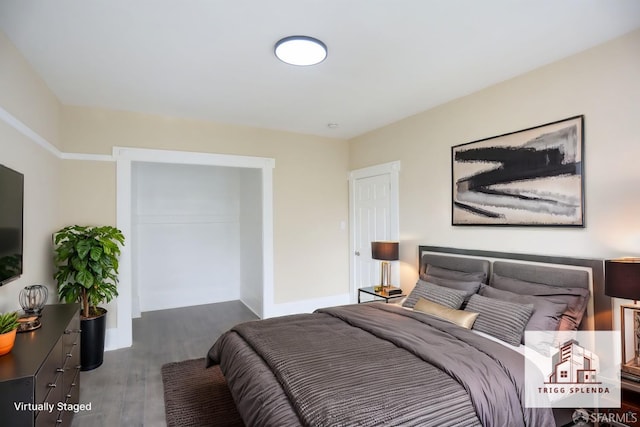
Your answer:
[161,358,244,427]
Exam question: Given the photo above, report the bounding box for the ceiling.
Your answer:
[1,1,639,140]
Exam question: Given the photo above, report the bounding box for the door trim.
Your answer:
[348,161,401,303]
[113,146,275,350]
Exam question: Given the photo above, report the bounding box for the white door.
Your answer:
[349,162,400,302]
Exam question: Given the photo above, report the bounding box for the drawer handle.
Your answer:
[66,393,72,398]
[56,368,65,373]
[75,365,82,369]
[66,352,73,358]
[48,383,57,388]
[56,419,63,424]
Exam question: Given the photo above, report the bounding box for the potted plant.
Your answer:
[0,311,19,356]
[53,225,125,371]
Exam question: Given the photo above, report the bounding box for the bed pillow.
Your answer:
[425,264,487,283]
[413,297,479,329]
[419,273,482,298]
[479,285,568,335]
[490,273,590,331]
[464,294,534,346]
[402,280,467,310]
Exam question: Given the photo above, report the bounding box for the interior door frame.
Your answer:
[348,161,401,303]
[113,147,274,350]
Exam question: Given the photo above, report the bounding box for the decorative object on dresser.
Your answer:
[53,225,125,371]
[371,241,399,292]
[451,115,584,227]
[0,304,81,427]
[605,257,640,381]
[19,285,48,315]
[0,311,19,356]
[18,285,49,332]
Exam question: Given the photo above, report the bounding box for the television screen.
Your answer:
[0,164,24,285]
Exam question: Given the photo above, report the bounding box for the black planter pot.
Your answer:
[80,307,107,371]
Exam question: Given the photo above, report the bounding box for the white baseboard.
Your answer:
[263,293,351,318]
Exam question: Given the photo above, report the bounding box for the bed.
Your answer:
[206,246,609,426]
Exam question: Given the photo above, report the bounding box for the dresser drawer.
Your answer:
[34,337,64,406]
[64,364,81,403]
[62,315,80,352]
[35,404,59,427]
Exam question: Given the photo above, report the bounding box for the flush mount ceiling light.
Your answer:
[274,36,327,66]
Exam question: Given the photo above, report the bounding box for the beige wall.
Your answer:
[349,29,640,289]
[0,122,61,312]
[0,32,62,312]
[59,107,350,304]
[0,32,61,149]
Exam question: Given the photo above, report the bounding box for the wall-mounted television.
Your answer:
[0,164,24,286]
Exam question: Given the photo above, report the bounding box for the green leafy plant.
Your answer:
[0,312,19,334]
[53,225,125,318]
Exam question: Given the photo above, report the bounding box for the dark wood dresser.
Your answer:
[0,304,81,426]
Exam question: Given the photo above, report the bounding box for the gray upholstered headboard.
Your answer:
[418,246,610,331]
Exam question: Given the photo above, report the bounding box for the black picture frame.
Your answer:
[451,115,584,226]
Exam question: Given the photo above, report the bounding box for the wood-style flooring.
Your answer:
[71,300,258,427]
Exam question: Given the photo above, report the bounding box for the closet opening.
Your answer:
[131,162,263,317]
[113,147,274,350]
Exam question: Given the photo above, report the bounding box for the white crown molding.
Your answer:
[0,106,115,161]
[60,152,115,162]
[0,106,62,158]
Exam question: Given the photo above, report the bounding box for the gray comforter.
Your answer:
[207,303,554,427]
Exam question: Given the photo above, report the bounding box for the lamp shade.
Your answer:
[371,241,399,261]
[605,258,640,300]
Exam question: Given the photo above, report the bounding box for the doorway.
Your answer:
[348,161,400,302]
[113,147,274,350]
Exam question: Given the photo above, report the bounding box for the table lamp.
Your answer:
[605,258,640,380]
[371,241,399,292]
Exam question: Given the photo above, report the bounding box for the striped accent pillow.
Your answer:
[464,294,534,346]
[403,280,467,310]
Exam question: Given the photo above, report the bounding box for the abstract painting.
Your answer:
[452,116,584,226]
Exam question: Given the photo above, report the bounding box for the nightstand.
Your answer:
[358,286,406,304]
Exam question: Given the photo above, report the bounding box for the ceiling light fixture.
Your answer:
[274,36,327,66]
